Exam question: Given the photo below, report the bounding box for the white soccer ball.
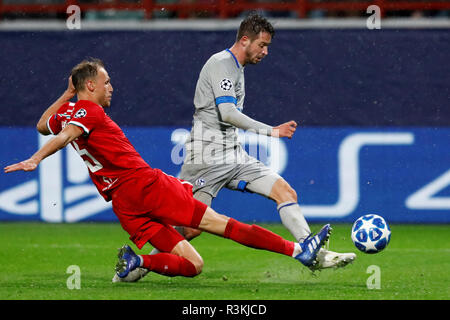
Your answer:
[351,214,391,254]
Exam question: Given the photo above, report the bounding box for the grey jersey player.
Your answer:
[179,16,309,241]
[180,47,280,199]
[113,14,356,283]
[179,14,355,270]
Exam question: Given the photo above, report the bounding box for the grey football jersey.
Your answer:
[185,49,245,164]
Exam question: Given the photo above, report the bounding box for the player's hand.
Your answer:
[65,75,77,99]
[4,158,39,173]
[271,120,297,139]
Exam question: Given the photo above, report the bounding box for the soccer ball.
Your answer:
[351,214,391,254]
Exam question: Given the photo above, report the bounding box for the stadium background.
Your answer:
[0,1,449,225]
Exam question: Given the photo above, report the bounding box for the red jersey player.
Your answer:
[4,58,331,279]
[46,99,151,201]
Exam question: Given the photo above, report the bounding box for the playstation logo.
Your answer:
[0,133,112,222]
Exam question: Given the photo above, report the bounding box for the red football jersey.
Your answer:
[47,100,154,201]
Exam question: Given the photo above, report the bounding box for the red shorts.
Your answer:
[111,167,207,252]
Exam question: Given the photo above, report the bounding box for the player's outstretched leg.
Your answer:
[198,207,331,269]
[114,209,333,281]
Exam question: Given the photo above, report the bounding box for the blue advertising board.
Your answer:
[1,126,449,223]
[1,28,449,224]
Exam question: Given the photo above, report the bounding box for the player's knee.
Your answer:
[191,256,204,275]
[270,179,296,203]
[286,186,298,202]
[274,180,297,203]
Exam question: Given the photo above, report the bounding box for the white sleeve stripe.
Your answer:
[68,121,90,134]
[46,116,55,135]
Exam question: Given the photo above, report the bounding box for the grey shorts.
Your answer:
[179,154,281,198]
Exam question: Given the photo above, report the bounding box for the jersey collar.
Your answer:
[226,48,242,69]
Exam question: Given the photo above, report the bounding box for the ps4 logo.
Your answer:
[301,132,450,216]
[170,130,450,218]
[0,134,111,222]
[1,130,450,222]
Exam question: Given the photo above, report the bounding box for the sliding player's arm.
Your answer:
[36,76,77,135]
[4,124,82,173]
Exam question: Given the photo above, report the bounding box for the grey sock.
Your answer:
[277,202,311,242]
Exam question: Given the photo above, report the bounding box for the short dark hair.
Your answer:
[70,58,105,92]
[236,13,275,42]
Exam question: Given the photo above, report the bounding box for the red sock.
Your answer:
[140,253,198,277]
[223,218,294,256]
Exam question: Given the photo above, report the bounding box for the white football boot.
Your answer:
[311,248,356,271]
[112,267,149,283]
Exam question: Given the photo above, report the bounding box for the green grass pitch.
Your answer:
[0,222,448,300]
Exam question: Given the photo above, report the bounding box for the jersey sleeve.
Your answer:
[47,102,71,135]
[47,113,63,135]
[68,102,104,135]
[207,61,237,107]
[218,103,273,135]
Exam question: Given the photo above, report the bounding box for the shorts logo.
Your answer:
[74,109,87,118]
[220,79,233,91]
[195,178,206,187]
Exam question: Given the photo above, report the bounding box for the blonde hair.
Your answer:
[70,58,105,92]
